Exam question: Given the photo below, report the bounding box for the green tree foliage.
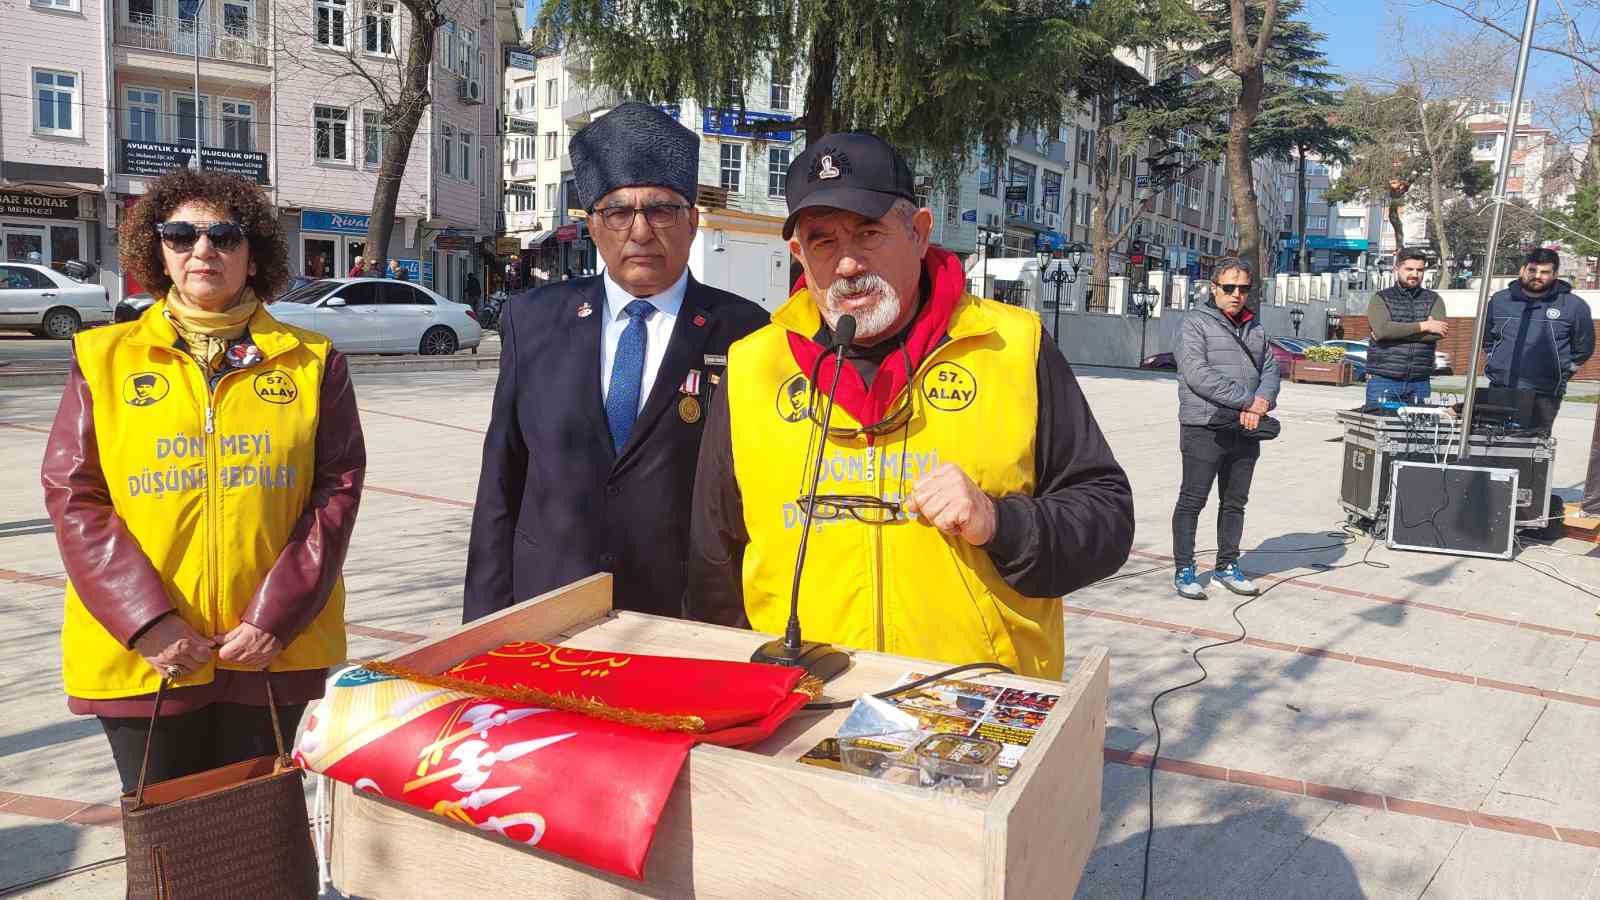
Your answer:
[1174,0,1335,282]
[1553,183,1600,260]
[535,0,1109,182]
[1439,197,1547,280]
[1325,85,1494,268]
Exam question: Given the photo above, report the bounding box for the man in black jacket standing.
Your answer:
[1365,248,1448,407]
[463,103,769,622]
[1483,248,1594,426]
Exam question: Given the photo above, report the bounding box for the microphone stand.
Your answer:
[750,316,854,682]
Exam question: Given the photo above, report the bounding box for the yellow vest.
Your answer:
[727,289,1063,678]
[62,300,347,698]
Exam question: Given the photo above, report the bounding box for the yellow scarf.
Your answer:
[163,288,260,373]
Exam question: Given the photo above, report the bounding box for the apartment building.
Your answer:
[1,0,518,303]
[0,0,111,278]
[501,50,569,279]
[1279,155,1375,274]
[537,49,804,307]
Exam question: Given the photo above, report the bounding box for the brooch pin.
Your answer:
[577,302,593,318]
[225,343,264,369]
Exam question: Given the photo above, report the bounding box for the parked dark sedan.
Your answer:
[1140,352,1177,370]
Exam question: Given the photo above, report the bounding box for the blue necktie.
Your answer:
[605,299,656,452]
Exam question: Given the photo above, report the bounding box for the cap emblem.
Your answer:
[810,150,850,182]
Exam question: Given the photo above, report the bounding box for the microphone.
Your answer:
[750,315,855,681]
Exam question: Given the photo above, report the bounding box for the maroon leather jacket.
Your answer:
[42,351,366,717]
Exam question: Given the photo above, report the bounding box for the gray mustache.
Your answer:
[829,274,889,300]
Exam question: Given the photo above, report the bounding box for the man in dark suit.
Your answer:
[464,103,769,622]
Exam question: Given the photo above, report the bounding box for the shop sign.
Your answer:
[700,107,793,141]
[555,223,580,242]
[0,190,78,220]
[122,140,268,185]
[301,210,371,235]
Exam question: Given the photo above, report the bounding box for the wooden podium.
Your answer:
[329,575,1110,898]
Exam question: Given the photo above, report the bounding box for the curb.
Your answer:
[0,353,502,387]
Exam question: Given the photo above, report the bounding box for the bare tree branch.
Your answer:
[1425,0,1600,77]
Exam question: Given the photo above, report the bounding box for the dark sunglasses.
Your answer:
[1216,283,1252,295]
[156,220,246,252]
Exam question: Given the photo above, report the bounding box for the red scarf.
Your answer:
[786,246,965,429]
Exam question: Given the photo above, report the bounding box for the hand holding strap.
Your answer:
[132,677,287,807]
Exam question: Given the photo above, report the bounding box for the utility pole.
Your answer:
[1458,0,1541,455]
[189,0,206,172]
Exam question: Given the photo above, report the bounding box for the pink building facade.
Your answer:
[2,0,519,302]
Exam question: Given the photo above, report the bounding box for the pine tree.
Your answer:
[1178,0,1336,284]
[535,0,1102,181]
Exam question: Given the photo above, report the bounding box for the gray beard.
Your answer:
[824,274,902,342]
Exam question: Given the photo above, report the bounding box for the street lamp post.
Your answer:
[1036,242,1085,344]
[1325,308,1342,339]
[1129,283,1157,364]
[1289,306,1304,337]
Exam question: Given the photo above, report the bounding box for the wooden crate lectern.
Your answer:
[330,574,1109,898]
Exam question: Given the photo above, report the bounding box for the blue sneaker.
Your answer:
[1214,563,1258,596]
[1174,566,1204,599]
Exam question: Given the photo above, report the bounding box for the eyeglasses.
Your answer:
[593,203,690,232]
[156,220,246,253]
[796,494,903,524]
[1216,283,1252,295]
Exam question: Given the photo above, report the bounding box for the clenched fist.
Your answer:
[903,463,997,546]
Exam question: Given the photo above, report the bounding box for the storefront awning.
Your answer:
[522,229,554,248]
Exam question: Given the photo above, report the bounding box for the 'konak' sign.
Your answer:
[0,190,78,220]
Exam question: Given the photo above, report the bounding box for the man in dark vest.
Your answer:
[463,103,769,622]
[1365,248,1448,407]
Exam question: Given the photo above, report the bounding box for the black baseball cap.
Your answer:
[783,132,918,239]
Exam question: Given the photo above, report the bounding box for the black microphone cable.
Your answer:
[1134,528,1387,900]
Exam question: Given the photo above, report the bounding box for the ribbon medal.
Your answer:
[678,369,703,424]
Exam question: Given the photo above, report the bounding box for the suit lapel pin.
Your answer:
[577,302,593,318]
[693,313,707,327]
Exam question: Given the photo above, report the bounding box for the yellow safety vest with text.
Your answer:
[727,289,1064,678]
[61,300,347,698]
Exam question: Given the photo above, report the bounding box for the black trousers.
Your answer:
[99,702,307,795]
[1172,424,1261,571]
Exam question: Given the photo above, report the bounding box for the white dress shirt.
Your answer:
[599,267,688,411]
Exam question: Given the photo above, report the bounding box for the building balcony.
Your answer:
[116,14,269,67]
[504,158,538,180]
[562,85,619,127]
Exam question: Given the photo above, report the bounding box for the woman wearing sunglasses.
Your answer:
[40,169,366,795]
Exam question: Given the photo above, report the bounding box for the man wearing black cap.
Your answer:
[686,132,1132,678]
[464,102,768,622]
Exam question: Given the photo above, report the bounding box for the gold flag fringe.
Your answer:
[358,659,708,733]
[795,675,824,700]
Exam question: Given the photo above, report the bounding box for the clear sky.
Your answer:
[1300,0,1566,97]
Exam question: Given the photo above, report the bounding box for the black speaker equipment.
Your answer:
[1387,462,1517,560]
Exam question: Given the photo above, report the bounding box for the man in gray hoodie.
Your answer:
[1171,258,1282,599]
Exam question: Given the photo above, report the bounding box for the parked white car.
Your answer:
[268,278,481,355]
[0,262,112,338]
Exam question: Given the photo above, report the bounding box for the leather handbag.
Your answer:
[120,680,318,900]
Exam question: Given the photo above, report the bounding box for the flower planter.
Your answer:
[1291,359,1353,386]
